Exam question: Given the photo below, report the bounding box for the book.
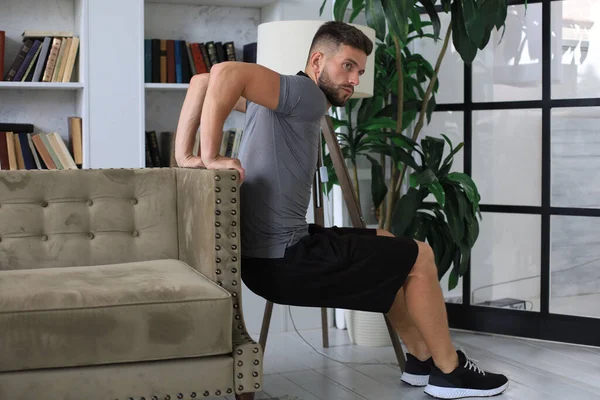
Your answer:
[5,39,33,81]
[22,30,74,39]
[0,123,34,133]
[0,31,5,81]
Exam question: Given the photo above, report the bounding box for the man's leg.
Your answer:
[375,228,456,371]
[381,231,458,373]
[386,287,431,360]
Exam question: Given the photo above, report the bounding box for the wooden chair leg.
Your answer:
[235,393,255,400]
[259,301,274,350]
[384,314,406,372]
[321,307,329,348]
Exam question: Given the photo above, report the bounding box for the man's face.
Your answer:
[317,44,367,107]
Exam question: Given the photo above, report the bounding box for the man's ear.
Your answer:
[309,50,324,77]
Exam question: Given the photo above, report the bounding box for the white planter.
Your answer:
[345,310,392,347]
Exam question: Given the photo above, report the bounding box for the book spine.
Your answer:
[159,39,167,83]
[42,38,62,82]
[5,39,33,81]
[0,31,5,81]
[144,39,152,83]
[224,42,236,61]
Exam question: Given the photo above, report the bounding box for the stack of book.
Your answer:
[2,30,80,83]
[145,39,234,84]
[0,118,82,170]
[144,39,259,84]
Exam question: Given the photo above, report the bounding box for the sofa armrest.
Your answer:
[175,168,263,395]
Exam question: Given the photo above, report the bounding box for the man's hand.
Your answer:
[177,154,205,169]
[204,155,245,183]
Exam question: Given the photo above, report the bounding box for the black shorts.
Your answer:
[241,223,419,313]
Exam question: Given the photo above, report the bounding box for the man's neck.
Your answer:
[300,69,333,110]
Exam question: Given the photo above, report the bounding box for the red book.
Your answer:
[0,31,5,81]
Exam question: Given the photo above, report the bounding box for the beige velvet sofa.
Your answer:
[0,167,263,400]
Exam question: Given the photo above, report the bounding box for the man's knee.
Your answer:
[412,240,436,277]
[376,228,394,237]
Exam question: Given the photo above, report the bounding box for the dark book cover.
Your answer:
[224,41,236,61]
[243,42,257,63]
[0,132,9,170]
[199,43,211,71]
[5,39,33,81]
[144,39,152,83]
[17,133,36,169]
[14,39,41,81]
[151,39,160,83]
[145,131,153,167]
[0,31,5,81]
[179,40,191,83]
[167,40,175,83]
[148,131,161,167]
[0,123,34,133]
[174,40,182,83]
[215,41,226,63]
[205,41,219,66]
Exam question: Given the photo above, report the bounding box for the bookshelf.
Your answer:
[142,0,260,167]
[0,0,88,168]
[0,82,84,91]
[1,0,332,173]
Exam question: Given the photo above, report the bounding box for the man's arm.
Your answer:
[175,72,246,167]
[200,61,280,168]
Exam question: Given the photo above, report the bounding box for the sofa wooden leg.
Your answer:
[235,393,255,400]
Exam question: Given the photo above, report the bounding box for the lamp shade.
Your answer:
[256,20,376,98]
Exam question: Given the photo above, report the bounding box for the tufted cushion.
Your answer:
[0,169,179,271]
[0,259,233,372]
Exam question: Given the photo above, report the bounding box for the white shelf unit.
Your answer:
[0,0,89,167]
[142,0,260,166]
[144,83,189,91]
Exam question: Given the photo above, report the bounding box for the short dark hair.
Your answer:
[309,21,373,58]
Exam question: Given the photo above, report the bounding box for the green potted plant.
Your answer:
[319,0,509,290]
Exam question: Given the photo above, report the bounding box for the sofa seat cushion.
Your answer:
[0,259,232,372]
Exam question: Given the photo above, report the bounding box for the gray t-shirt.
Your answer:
[238,72,328,258]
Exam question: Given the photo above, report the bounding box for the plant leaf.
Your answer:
[349,4,365,23]
[426,93,437,124]
[458,244,471,275]
[441,0,452,13]
[443,186,465,243]
[418,0,441,40]
[446,172,481,212]
[357,117,398,131]
[366,154,388,210]
[461,0,486,48]
[391,187,423,236]
[448,265,459,290]
[365,0,387,41]
[441,142,464,170]
[421,136,445,172]
[319,0,328,16]
[427,181,446,207]
[451,0,478,64]
[334,0,351,21]
[331,117,350,130]
[410,168,438,187]
[381,0,413,46]
[410,7,423,36]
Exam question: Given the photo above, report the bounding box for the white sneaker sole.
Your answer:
[424,381,509,399]
[401,372,429,387]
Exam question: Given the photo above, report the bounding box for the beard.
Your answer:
[317,67,353,107]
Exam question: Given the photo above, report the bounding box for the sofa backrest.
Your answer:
[0,169,179,271]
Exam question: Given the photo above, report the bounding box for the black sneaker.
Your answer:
[424,350,509,399]
[401,353,433,387]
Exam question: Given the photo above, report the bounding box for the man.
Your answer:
[175,21,509,399]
